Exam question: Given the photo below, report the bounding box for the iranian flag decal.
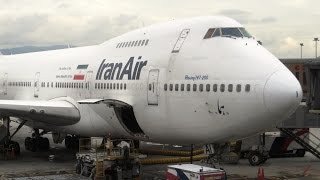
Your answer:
[73,64,88,80]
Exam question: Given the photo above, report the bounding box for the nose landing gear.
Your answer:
[248,151,268,166]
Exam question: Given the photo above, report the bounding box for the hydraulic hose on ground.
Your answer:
[140,154,207,165]
[138,148,204,157]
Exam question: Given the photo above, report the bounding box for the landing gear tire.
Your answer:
[30,138,37,152]
[13,142,20,155]
[7,141,20,155]
[25,137,31,151]
[25,137,50,152]
[296,149,306,157]
[248,152,262,166]
[65,136,72,149]
[40,137,50,151]
[65,135,79,150]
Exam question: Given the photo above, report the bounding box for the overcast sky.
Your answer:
[0,0,319,58]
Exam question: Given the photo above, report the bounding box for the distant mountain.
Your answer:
[0,45,72,55]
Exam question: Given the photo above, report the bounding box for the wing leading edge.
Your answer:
[0,99,80,126]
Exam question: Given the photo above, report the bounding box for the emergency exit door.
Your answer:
[34,72,40,98]
[147,69,159,105]
[3,73,8,95]
[85,71,93,98]
[172,29,190,53]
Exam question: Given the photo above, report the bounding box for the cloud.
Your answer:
[260,17,277,23]
[0,0,317,58]
[218,9,277,25]
[218,9,252,24]
[280,37,299,53]
[0,14,48,46]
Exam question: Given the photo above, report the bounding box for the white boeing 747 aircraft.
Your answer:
[0,16,301,155]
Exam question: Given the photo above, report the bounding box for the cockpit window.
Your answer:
[239,28,252,38]
[212,28,221,37]
[221,28,243,38]
[204,28,216,39]
[203,27,252,39]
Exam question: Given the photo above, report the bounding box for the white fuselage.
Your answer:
[0,16,302,145]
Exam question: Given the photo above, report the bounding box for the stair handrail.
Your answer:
[279,128,320,158]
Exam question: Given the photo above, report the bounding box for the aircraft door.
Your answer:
[172,29,190,53]
[147,69,159,105]
[3,73,8,95]
[85,71,93,98]
[34,72,40,98]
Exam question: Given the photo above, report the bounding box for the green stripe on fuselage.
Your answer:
[77,64,89,69]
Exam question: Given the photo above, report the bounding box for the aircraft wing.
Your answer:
[0,99,80,126]
[78,99,130,107]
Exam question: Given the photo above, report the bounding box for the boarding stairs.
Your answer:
[278,128,320,159]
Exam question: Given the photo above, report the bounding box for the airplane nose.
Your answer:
[264,70,302,119]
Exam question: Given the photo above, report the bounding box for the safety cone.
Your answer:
[257,167,265,180]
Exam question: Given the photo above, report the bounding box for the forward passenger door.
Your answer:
[3,73,8,95]
[147,69,159,105]
[34,72,40,98]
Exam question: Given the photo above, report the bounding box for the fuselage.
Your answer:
[0,16,302,145]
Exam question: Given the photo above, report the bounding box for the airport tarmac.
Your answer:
[0,124,320,179]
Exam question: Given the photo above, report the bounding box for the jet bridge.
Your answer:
[277,60,320,159]
[305,61,320,112]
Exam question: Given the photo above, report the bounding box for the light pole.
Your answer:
[300,43,304,59]
[314,38,319,59]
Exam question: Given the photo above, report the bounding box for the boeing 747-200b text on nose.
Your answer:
[0,16,302,155]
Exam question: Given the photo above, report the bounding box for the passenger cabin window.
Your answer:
[164,84,167,91]
[199,84,203,92]
[187,84,191,91]
[236,84,241,92]
[213,84,218,92]
[245,84,251,92]
[175,84,179,91]
[206,84,210,92]
[169,84,173,91]
[220,84,225,92]
[228,84,233,92]
[193,84,197,92]
[181,84,184,91]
